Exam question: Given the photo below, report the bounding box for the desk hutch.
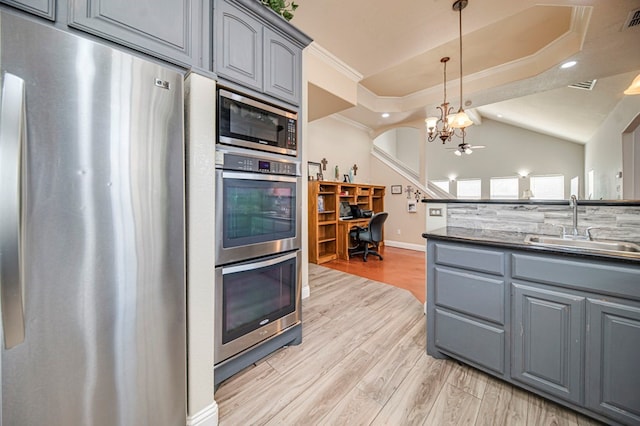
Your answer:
[308,181,385,264]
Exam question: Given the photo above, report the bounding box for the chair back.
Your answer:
[368,212,388,242]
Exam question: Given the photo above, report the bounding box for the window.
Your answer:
[457,179,481,199]
[530,175,565,200]
[431,180,450,193]
[587,170,595,200]
[490,177,519,199]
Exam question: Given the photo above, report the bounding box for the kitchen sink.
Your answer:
[524,234,640,257]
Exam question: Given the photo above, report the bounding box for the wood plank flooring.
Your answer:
[322,246,426,303]
[215,265,602,426]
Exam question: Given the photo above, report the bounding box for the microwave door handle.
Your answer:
[0,73,27,349]
[223,251,298,275]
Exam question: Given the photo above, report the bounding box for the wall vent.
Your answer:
[568,79,597,91]
[623,8,640,30]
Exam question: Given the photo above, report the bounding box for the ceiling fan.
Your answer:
[446,142,486,156]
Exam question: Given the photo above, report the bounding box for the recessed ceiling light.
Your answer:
[497,114,503,118]
[560,61,577,69]
[381,113,390,118]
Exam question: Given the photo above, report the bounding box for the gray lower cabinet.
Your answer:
[0,0,54,19]
[586,298,640,425]
[427,239,640,425]
[428,242,507,376]
[511,282,584,404]
[214,0,305,105]
[68,0,208,68]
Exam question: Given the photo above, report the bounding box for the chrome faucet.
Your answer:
[569,194,579,237]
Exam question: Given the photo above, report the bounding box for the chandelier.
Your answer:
[426,0,473,144]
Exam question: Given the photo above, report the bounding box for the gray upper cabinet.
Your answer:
[214,0,311,106]
[263,27,298,104]
[0,0,55,20]
[512,283,584,405]
[586,298,640,425]
[215,0,262,91]
[69,0,209,68]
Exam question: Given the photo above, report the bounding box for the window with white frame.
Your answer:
[431,179,450,193]
[490,176,519,199]
[457,179,482,199]
[530,175,565,200]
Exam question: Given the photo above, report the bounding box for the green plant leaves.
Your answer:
[260,0,298,21]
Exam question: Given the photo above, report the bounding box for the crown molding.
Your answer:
[308,42,363,83]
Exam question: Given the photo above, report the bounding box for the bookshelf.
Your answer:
[308,181,386,264]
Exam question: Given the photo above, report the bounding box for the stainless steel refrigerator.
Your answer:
[0,10,186,426]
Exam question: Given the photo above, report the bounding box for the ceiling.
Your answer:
[291,0,640,143]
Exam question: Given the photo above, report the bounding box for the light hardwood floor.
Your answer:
[215,264,603,425]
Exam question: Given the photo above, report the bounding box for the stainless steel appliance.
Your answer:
[214,250,301,364]
[0,11,186,426]
[217,87,298,156]
[215,145,301,265]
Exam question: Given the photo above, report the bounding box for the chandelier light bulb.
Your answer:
[425,117,438,130]
[449,109,473,129]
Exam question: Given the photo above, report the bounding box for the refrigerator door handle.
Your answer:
[0,73,26,349]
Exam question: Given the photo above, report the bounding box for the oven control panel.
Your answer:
[221,152,300,176]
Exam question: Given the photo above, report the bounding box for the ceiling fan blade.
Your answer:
[472,145,486,149]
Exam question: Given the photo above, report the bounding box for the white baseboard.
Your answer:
[301,284,310,299]
[384,240,425,252]
[186,402,219,426]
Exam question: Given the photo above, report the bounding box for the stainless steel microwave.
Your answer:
[217,88,298,156]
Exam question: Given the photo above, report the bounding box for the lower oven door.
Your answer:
[215,169,301,265]
[214,250,302,364]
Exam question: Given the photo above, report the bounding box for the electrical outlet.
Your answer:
[429,208,443,217]
[396,229,401,235]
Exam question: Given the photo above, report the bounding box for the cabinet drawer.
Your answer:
[435,308,505,374]
[434,267,504,324]
[435,243,504,276]
[512,254,640,300]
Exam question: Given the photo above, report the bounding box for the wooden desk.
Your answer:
[337,218,370,260]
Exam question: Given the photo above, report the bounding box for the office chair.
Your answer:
[348,212,388,261]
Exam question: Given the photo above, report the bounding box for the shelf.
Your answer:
[309,181,385,264]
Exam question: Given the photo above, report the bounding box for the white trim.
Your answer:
[330,113,374,134]
[186,402,219,426]
[302,284,310,299]
[384,240,425,252]
[307,43,363,82]
[371,149,435,197]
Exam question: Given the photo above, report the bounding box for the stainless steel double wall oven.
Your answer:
[214,87,302,370]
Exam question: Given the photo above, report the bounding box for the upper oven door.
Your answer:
[217,89,297,156]
[215,169,301,265]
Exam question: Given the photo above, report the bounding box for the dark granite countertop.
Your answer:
[420,199,640,207]
[422,227,640,265]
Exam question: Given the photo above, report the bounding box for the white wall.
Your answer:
[427,118,585,199]
[306,116,426,248]
[306,115,373,182]
[585,95,640,200]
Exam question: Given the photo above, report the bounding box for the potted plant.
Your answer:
[259,0,298,21]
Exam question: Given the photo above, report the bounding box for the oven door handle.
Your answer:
[221,170,298,183]
[222,251,298,275]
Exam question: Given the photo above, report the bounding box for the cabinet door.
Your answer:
[1,0,54,20]
[69,0,206,67]
[511,283,584,404]
[263,27,299,105]
[586,299,640,425]
[215,0,262,91]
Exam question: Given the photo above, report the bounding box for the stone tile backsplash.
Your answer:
[447,203,640,243]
